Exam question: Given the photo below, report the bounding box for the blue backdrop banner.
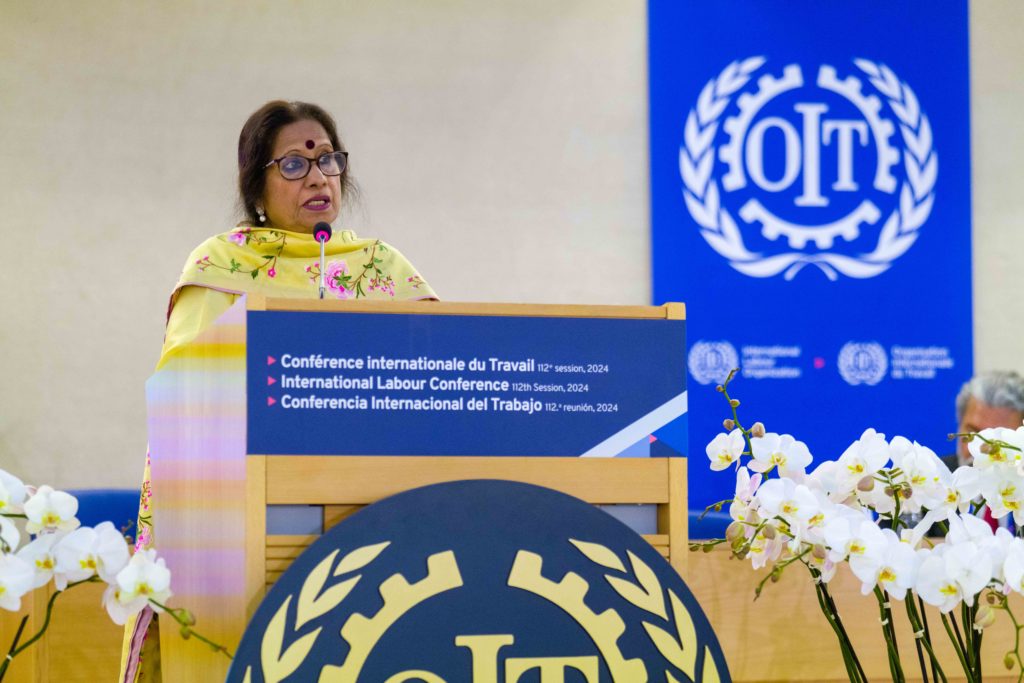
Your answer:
[649,0,972,511]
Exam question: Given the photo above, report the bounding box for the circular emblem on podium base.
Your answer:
[229,480,730,682]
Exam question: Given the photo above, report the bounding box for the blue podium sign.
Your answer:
[650,1,972,510]
[247,309,687,457]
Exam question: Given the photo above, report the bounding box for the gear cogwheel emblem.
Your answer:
[679,57,938,280]
[837,341,888,386]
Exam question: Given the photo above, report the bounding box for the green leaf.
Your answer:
[251,270,259,279]
[262,254,274,259]
[373,258,382,263]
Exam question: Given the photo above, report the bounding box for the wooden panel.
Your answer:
[266,545,309,560]
[265,456,671,505]
[245,456,267,621]
[256,298,674,320]
[659,457,688,576]
[324,504,364,530]
[267,534,318,547]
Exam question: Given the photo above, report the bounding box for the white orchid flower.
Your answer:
[1003,539,1024,594]
[823,512,875,563]
[103,549,173,625]
[750,433,813,478]
[947,511,996,546]
[706,429,746,471]
[756,479,822,551]
[969,428,1024,470]
[54,522,129,586]
[734,466,761,503]
[756,479,820,526]
[747,530,783,570]
[0,515,21,554]
[23,486,79,534]
[940,541,993,607]
[974,465,1024,525]
[836,429,890,489]
[0,553,35,611]
[16,533,64,589]
[984,527,1015,585]
[0,469,27,515]
[848,525,919,598]
[917,549,963,613]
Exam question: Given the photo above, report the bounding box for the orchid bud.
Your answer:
[812,544,827,560]
[729,399,740,408]
[857,476,875,492]
[900,488,912,500]
[702,543,714,553]
[770,568,781,583]
[750,422,765,438]
[974,605,997,630]
[715,385,724,393]
[180,626,192,640]
[980,442,992,454]
[1004,653,1015,670]
[762,525,777,540]
[987,593,999,605]
[723,419,736,431]
[884,486,895,498]
[726,522,744,543]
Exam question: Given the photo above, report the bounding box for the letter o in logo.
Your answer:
[745,116,801,192]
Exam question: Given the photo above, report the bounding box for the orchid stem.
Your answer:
[148,599,233,659]
[941,612,973,681]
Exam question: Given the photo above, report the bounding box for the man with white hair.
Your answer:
[954,370,1024,467]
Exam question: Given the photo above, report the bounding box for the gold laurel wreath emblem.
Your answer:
[241,542,464,683]
[570,539,724,683]
[242,541,391,683]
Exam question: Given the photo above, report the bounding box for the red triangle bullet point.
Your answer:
[267,396,277,406]
[267,376,277,385]
[267,355,277,365]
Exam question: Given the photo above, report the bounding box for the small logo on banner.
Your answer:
[688,340,739,385]
[228,481,730,682]
[679,58,937,280]
[838,341,888,385]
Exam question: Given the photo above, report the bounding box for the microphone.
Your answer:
[314,222,332,299]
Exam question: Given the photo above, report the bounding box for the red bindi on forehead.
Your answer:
[305,140,315,150]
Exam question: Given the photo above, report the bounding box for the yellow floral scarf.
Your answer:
[170,226,435,315]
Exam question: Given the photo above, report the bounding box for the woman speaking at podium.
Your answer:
[119,101,436,682]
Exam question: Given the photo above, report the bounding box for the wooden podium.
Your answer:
[148,297,689,681]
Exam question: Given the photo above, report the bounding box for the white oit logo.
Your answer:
[838,342,888,386]
[687,340,739,385]
[679,57,937,280]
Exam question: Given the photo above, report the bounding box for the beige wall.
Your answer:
[0,1,1019,489]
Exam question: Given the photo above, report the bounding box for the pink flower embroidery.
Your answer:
[267,267,276,278]
[325,260,352,299]
[228,230,248,245]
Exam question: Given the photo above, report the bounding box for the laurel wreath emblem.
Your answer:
[571,539,724,683]
[680,57,937,281]
[241,541,391,683]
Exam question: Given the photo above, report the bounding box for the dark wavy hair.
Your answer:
[237,100,355,224]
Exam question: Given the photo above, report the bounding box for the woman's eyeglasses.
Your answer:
[264,151,348,181]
